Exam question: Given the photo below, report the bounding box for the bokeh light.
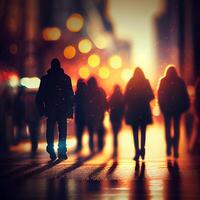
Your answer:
[78,66,90,79]
[64,45,76,59]
[98,66,110,79]
[109,55,122,69]
[66,13,84,32]
[121,68,133,82]
[42,27,61,41]
[20,77,40,89]
[88,54,100,68]
[78,39,92,54]
[8,74,19,87]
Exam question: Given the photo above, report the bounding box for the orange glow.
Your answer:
[98,66,110,79]
[88,54,100,68]
[79,66,90,79]
[9,44,18,54]
[109,55,122,69]
[8,74,19,87]
[42,27,61,41]
[152,104,161,117]
[66,13,84,32]
[64,45,76,59]
[121,68,133,82]
[78,39,92,54]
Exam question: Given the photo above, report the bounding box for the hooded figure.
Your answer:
[125,67,154,161]
[158,66,190,158]
[36,58,74,160]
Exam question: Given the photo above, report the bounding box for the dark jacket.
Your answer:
[36,67,74,117]
[124,78,154,126]
[158,76,190,116]
[75,84,87,124]
[86,86,107,126]
[24,91,40,123]
[108,90,124,124]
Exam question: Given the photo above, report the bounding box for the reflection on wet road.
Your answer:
[0,120,200,199]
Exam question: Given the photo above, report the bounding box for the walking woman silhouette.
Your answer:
[125,67,154,161]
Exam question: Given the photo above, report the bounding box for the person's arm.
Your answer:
[35,77,46,116]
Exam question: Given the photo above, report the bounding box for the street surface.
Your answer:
[0,117,200,199]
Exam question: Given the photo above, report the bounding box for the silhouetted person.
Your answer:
[74,79,87,152]
[0,85,13,151]
[97,86,107,151]
[108,85,124,155]
[36,58,74,160]
[194,78,200,154]
[125,67,154,161]
[13,86,26,144]
[24,90,40,157]
[86,77,107,151]
[158,66,190,158]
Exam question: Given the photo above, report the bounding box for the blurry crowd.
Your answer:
[0,85,40,156]
[0,65,200,159]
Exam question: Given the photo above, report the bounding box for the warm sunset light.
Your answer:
[66,13,84,32]
[109,55,122,69]
[64,45,76,59]
[109,0,166,80]
[78,66,90,79]
[98,66,110,79]
[42,27,61,41]
[78,39,92,54]
[121,68,133,82]
[88,54,101,68]
[93,35,110,49]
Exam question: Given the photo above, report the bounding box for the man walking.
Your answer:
[36,58,74,160]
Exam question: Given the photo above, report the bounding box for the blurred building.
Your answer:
[156,0,200,84]
[0,0,42,77]
[0,0,132,92]
[155,0,179,76]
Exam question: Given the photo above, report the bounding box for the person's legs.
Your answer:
[173,115,181,158]
[97,122,105,151]
[164,115,172,156]
[140,125,147,160]
[112,123,118,153]
[57,113,67,159]
[132,125,139,161]
[29,121,39,156]
[46,116,56,160]
[76,122,84,151]
[87,120,95,151]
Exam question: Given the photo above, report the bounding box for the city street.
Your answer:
[0,117,200,200]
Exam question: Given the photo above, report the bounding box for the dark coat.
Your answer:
[158,76,190,116]
[36,67,74,118]
[13,91,25,126]
[86,86,107,127]
[108,90,124,124]
[75,85,87,124]
[124,78,154,126]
